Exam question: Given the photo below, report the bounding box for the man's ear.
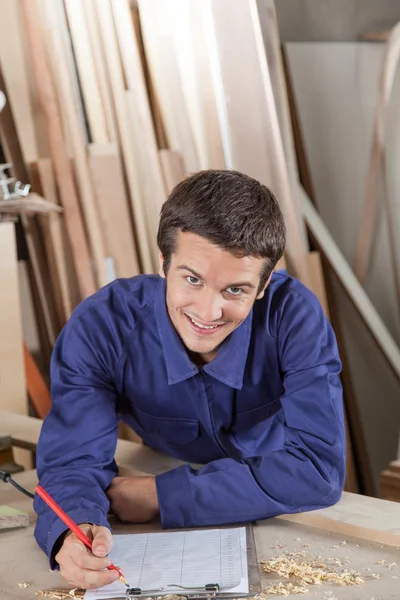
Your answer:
[158,252,166,278]
[256,274,272,300]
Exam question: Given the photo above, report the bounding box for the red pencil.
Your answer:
[35,485,129,587]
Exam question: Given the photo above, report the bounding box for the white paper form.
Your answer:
[84,527,248,599]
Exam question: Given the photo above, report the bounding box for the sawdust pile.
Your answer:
[35,592,182,600]
[35,590,84,599]
[260,551,364,596]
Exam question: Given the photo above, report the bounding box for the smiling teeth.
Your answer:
[189,316,218,329]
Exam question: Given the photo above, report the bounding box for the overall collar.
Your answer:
[154,277,252,389]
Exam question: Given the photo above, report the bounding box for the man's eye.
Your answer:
[226,287,243,296]
[186,276,201,286]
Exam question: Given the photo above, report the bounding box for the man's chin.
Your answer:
[184,338,222,358]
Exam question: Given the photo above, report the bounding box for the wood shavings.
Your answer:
[18,583,30,588]
[262,581,309,595]
[260,552,364,591]
[35,589,84,599]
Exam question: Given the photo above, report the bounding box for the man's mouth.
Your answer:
[185,314,225,334]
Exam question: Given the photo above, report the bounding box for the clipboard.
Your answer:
[106,524,261,600]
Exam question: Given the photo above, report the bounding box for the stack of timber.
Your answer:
[0,0,399,495]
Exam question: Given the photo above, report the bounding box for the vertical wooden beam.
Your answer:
[112,0,167,228]
[88,143,140,278]
[159,149,187,194]
[41,0,110,289]
[0,222,29,467]
[28,162,66,331]
[64,0,109,144]
[21,0,96,299]
[94,0,156,273]
[0,66,57,352]
[36,159,74,320]
[203,0,311,285]
[82,0,118,142]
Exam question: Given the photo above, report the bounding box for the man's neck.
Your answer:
[186,349,217,366]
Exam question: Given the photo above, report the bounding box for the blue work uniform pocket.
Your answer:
[133,406,200,444]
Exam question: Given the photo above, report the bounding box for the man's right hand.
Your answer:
[55,523,120,589]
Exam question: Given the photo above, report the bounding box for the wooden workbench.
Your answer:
[2,411,400,598]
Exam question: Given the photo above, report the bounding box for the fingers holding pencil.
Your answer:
[35,485,128,589]
[56,523,120,589]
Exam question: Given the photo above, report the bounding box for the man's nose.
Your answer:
[196,290,223,323]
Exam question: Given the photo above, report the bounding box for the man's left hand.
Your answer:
[106,476,160,523]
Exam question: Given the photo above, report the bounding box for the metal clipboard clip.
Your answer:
[126,583,220,598]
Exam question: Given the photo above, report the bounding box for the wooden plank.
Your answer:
[186,1,226,169]
[0,506,29,530]
[279,491,400,548]
[0,67,58,350]
[159,149,187,194]
[82,0,118,142]
[300,183,400,380]
[36,159,73,320]
[202,0,311,286]
[361,30,391,43]
[23,345,51,420]
[305,251,362,494]
[88,143,140,278]
[381,462,400,502]
[41,0,110,289]
[138,0,200,173]
[307,251,330,319]
[0,224,29,469]
[111,0,167,233]
[256,0,298,179]
[21,0,96,300]
[64,0,109,144]
[124,90,166,240]
[353,23,400,307]
[0,0,38,163]
[131,5,169,151]
[94,0,156,273]
[0,225,27,414]
[28,162,66,330]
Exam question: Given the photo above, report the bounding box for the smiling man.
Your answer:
[34,170,345,589]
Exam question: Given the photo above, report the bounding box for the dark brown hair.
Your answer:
[157,169,286,292]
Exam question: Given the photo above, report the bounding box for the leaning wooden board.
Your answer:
[0,227,29,470]
[3,410,400,548]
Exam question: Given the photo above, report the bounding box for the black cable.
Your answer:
[0,468,35,499]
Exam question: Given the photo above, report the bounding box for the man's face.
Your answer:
[160,231,269,363]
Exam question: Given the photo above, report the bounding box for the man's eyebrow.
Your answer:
[177,265,256,289]
[177,265,203,279]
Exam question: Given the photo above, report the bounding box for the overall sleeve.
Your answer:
[34,319,119,567]
[156,290,346,528]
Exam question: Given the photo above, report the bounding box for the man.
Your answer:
[34,170,345,589]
